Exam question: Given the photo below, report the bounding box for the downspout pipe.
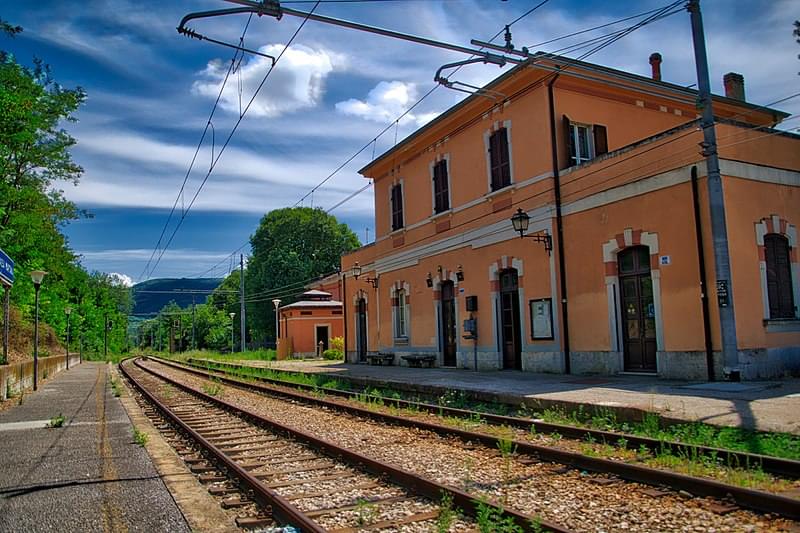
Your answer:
[342,273,349,363]
[691,165,715,381]
[547,74,571,375]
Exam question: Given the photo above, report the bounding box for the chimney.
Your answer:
[723,72,745,101]
[649,52,662,81]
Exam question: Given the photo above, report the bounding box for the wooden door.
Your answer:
[357,298,367,362]
[499,269,521,370]
[440,281,457,367]
[619,247,657,372]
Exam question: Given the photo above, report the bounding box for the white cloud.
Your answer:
[192,44,339,118]
[109,272,134,287]
[335,81,441,127]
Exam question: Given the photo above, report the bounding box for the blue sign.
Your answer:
[0,249,14,286]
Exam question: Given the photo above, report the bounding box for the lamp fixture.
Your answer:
[350,261,378,288]
[511,208,552,254]
[426,272,433,288]
[456,265,464,282]
[64,306,72,316]
[30,270,47,286]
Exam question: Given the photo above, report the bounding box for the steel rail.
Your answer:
[120,359,325,532]
[178,356,800,479]
[150,356,800,520]
[129,357,570,533]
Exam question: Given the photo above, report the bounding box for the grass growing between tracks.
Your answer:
[526,403,800,461]
[164,357,800,492]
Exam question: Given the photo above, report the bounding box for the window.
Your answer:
[563,115,607,166]
[394,289,407,338]
[489,127,511,191]
[432,159,449,214]
[390,183,404,231]
[765,233,795,319]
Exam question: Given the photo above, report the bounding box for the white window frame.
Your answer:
[394,289,408,339]
[570,123,594,165]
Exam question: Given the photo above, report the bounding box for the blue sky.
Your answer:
[3,0,798,285]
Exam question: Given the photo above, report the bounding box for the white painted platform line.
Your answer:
[0,420,51,431]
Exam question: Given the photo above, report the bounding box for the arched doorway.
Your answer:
[499,269,521,370]
[356,298,367,362]
[440,281,457,367]
[619,246,657,372]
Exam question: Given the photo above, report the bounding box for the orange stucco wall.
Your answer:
[341,58,799,377]
[281,306,343,355]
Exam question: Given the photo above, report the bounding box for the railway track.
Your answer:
[143,356,800,527]
[121,357,566,532]
[181,356,800,480]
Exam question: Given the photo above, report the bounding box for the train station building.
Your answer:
[340,52,800,380]
[277,273,343,358]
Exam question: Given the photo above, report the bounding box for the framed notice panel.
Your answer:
[530,298,553,340]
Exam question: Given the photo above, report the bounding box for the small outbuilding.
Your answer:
[277,287,343,358]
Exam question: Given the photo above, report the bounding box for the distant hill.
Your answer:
[132,278,223,316]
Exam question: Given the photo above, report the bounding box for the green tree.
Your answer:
[0,21,129,360]
[246,207,359,343]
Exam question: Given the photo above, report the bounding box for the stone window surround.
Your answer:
[483,120,514,193]
[755,214,799,321]
[390,280,411,343]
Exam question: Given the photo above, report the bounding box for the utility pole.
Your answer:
[191,294,196,351]
[688,0,739,379]
[104,314,109,359]
[240,254,246,353]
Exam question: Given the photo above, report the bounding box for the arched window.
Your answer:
[765,233,795,319]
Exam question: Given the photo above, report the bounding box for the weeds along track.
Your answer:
[179,357,800,480]
[139,357,799,531]
[121,358,564,532]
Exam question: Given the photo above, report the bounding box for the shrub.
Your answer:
[322,348,344,360]
[330,336,344,352]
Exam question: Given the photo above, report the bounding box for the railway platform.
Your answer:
[0,362,189,532]
[239,359,800,435]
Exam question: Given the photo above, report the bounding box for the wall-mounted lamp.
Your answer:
[511,208,552,254]
[426,272,433,288]
[351,261,378,288]
[456,265,464,282]
[437,265,443,275]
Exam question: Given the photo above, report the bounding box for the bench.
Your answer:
[366,353,395,366]
[401,354,436,368]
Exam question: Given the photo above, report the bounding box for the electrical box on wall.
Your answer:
[465,295,478,312]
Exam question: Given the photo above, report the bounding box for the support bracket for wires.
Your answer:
[434,57,508,101]
[177,6,278,64]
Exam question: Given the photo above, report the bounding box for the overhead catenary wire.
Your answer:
[192,0,555,264]
[143,2,322,280]
[185,1,688,276]
[321,1,684,214]
[139,14,255,283]
[297,0,553,212]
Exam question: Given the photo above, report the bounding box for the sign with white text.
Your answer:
[0,249,14,286]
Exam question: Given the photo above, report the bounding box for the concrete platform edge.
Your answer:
[111,362,239,533]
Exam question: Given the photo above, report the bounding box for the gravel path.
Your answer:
[142,359,798,533]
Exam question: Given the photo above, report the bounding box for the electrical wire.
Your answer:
[139,14,255,282]
[144,2,322,280]
[321,1,684,214]
[301,0,552,212]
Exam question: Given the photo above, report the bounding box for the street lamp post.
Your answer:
[272,299,281,346]
[64,306,72,370]
[30,270,47,391]
[229,312,236,354]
